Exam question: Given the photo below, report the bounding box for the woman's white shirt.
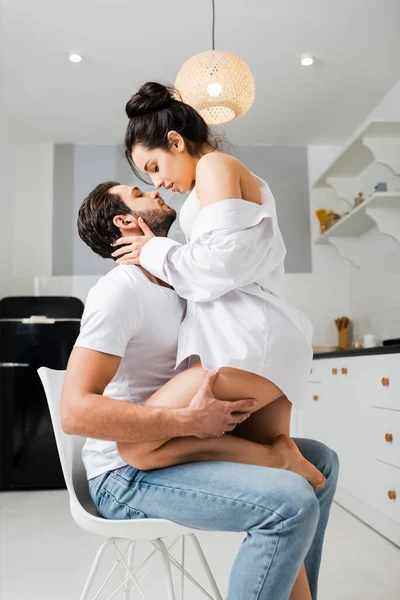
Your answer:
[140,174,313,408]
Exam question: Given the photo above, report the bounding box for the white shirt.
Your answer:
[140,174,313,408]
[74,265,188,480]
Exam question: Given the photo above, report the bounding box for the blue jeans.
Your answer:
[88,438,339,600]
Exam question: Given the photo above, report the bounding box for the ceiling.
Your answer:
[2,0,399,145]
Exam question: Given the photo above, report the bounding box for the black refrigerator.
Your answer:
[0,296,84,491]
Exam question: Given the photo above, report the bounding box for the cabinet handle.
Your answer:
[341,368,348,375]
[332,368,338,375]
[310,368,313,374]
[313,395,319,401]
[381,377,390,387]
[388,490,397,500]
[385,433,393,443]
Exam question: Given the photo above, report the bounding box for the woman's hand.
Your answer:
[111,218,155,265]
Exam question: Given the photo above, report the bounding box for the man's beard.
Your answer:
[132,207,177,237]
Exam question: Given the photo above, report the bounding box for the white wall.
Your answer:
[1,139,54,298]
[0,120,19,298]
[284,274,350,346]
[346,81,400,342]
[305,79,400,344]
[13,143,53,280]
[368,80,400,121]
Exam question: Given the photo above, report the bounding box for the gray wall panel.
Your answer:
[235,145,311,273]
[52,144,74,275]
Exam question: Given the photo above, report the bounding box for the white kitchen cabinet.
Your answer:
[372,409,400,469]
[301,350,400,546]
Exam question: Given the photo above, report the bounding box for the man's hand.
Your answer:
[187,371,256,438]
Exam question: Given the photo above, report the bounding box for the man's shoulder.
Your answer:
[86,266,144,308]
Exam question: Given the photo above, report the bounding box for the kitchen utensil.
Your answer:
[363,334,377,348]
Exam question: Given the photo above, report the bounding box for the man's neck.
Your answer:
[137,266,173,290]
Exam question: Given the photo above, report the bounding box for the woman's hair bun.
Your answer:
[125,82,175,118]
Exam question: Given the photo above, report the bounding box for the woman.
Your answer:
[112,82,325,491]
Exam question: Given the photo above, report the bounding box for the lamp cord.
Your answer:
[212,0,215,50]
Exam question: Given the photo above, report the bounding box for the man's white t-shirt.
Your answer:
[74,264,188,480]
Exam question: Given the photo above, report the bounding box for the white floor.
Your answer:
[1,490,399,599]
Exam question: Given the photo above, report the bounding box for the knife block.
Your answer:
[338,327,350,350]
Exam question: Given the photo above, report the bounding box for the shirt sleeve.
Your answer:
[140,219,274,302]
[74,282,141,357]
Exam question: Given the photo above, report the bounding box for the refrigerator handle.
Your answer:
[0,363,30,367]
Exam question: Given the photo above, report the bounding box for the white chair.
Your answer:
[37,367,223,600]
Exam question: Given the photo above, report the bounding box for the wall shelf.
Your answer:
[313,120,400,189]
[314,192,400,267]
[312,119,400,267]
[315,192,400,242]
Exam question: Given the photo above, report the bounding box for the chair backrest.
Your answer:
[37,367,96,515]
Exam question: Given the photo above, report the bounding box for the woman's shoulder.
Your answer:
[196,152,261,208]
[195,152,241,208]
[196,151,244,183]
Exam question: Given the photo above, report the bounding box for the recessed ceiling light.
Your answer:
[300,55,314,67]
[69,54,82,63]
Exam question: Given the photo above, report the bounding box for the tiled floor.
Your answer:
[1,490,399,599]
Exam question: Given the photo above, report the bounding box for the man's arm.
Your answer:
[61,347,255,442]
[61,347,194,442]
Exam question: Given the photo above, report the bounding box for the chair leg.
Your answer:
[181,536,185,600]
[80,538,112,600]
[122,541,136,600]
[152,539,177,600]
[188,534,223,600]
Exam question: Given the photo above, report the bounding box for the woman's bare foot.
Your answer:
[270,434,326,490]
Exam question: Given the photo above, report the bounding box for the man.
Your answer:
[62,181,339,600]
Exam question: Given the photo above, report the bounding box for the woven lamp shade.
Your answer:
[175,50,255,125]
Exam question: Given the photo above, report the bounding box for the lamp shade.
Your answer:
[175,50,255,125]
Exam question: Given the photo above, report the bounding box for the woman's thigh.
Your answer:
[145,362,283,411]
[118,363,284,458]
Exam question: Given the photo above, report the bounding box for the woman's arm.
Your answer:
[140,221,273,302]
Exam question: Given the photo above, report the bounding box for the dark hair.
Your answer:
[77,181,132,260]
[124,82,221,181]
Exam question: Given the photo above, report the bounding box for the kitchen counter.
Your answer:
[313,344,400,360]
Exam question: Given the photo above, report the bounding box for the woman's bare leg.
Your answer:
[231,394,293,444]
[119,369,315,599]
[117,363,325,488]
[230,396,312,599]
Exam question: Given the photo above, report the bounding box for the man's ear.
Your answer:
[112,214,138,231]
[167,130,185,152]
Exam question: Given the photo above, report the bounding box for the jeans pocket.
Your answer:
[98,488,147,520]
[111,465,147,485]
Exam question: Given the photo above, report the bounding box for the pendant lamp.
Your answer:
[175,0,255,125]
